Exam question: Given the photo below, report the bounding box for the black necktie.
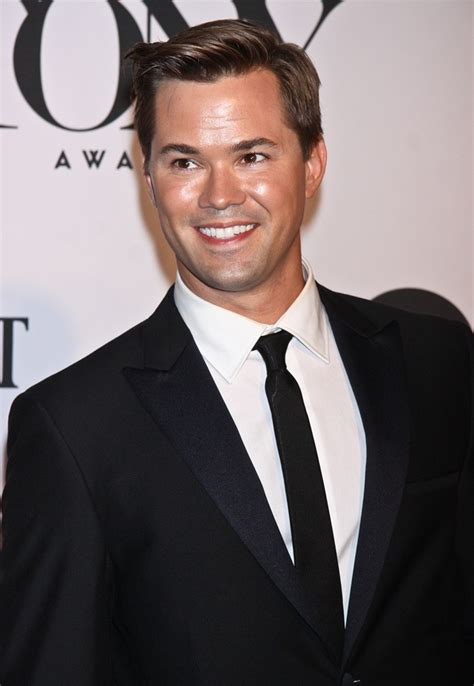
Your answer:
[254,330,344,658]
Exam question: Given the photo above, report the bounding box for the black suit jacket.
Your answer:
[1,285,473,686]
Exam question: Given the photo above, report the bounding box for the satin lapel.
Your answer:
[320,287,410,667]
[123,288,336,661]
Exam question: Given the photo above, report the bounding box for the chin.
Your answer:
[200,269,263,294]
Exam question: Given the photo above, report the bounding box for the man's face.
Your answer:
[146,69,326,305]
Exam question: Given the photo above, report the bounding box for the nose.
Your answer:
[198,165,246,210]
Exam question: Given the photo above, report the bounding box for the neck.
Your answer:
[178,261,306,324]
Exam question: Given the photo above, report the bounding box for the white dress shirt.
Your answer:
[174,260,366,621]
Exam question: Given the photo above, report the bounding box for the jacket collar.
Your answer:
[319,284,410,669]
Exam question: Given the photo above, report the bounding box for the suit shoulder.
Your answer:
[320,283,471,342]
[18,316,148,410]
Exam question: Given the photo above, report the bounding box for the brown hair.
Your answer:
[126,19,323,168]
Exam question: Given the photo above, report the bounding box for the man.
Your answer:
[1,18,472,686]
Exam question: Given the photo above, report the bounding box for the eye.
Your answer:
[172,158,199,170]
[240,152,268,165]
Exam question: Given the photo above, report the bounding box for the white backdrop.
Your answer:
[1,0,473,483]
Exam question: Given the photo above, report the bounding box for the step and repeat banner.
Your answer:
[1,0,472,480]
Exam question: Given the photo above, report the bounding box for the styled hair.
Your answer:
[126,19,323,168]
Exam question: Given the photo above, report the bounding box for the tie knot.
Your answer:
[253,330,293,372]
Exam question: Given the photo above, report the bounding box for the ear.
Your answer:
[304,138,327,199]
[144,166,157,208]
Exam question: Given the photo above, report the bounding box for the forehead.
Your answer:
[152,69,291,145]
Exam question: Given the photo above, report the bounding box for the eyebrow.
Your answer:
[159,138,278,156]
[159,143,199,156]
[231,137,277,153]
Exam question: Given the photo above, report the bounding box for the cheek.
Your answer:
[251,159,306,206]
[251,175,301,218]
[251,176,284,206]
[176,178,203,204]
[155,177,200,220]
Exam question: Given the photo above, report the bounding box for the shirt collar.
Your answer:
[174,258,329,383]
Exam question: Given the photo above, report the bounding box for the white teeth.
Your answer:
[198,224,255,239]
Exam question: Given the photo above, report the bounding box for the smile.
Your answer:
[196,223,257,240]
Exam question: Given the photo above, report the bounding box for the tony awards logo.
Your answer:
[2,0,343,171]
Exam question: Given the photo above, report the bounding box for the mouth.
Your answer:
[194,223,258,241]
